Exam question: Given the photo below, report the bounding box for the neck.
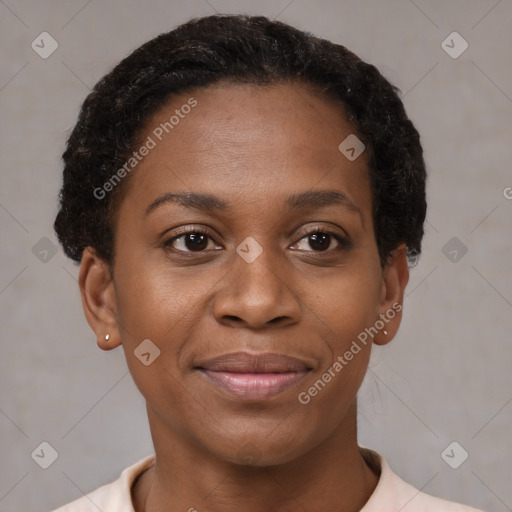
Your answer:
[133,401,379,512]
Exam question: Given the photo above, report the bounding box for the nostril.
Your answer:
[269,316,287,324]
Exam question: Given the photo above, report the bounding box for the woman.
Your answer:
[52,14,483,512]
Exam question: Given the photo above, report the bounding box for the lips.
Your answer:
[195,352,312,400]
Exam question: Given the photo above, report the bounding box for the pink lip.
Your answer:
[196,352,312,400]
[200,370,309,400]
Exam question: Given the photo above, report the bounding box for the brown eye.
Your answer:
[291,229,349,253]
[308,233,331,251]
[164,230,221,253]
[180,233,208,251]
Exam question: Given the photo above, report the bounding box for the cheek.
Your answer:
[304,262,382,349]
[296,268,379,421]
[112,255,224,354]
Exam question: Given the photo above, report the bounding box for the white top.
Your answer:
[52,448,484,511]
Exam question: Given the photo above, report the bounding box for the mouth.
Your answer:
[195,352,313,401]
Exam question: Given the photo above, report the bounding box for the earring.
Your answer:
[383,330,388,336]
[105,334,110,341]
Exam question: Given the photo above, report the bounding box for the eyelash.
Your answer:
[163,226,350,255]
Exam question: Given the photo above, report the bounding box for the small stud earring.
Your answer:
[105,334,110,341]
[383,330,388,336]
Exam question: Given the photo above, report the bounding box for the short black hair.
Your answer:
[54,14,427,268]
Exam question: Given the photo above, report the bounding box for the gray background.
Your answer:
[1,0,511,511]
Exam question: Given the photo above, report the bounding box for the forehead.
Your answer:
[122,82,371,217]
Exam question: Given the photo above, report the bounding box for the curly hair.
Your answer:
[54,14,427,268]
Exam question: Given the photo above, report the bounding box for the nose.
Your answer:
[212,244,302,330]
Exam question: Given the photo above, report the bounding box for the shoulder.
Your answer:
[50,455,156,512]
[359,447,485,512]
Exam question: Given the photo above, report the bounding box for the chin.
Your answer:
[204,428,317,468]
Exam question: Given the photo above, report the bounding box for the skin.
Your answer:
[79,82,409,512]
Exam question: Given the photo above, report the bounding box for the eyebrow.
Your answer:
[144,189,362,219]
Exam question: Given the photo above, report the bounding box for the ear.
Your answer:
[373,243,409,346]
[78,246,121,351]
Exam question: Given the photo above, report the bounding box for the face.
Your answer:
[80,82,408,466]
